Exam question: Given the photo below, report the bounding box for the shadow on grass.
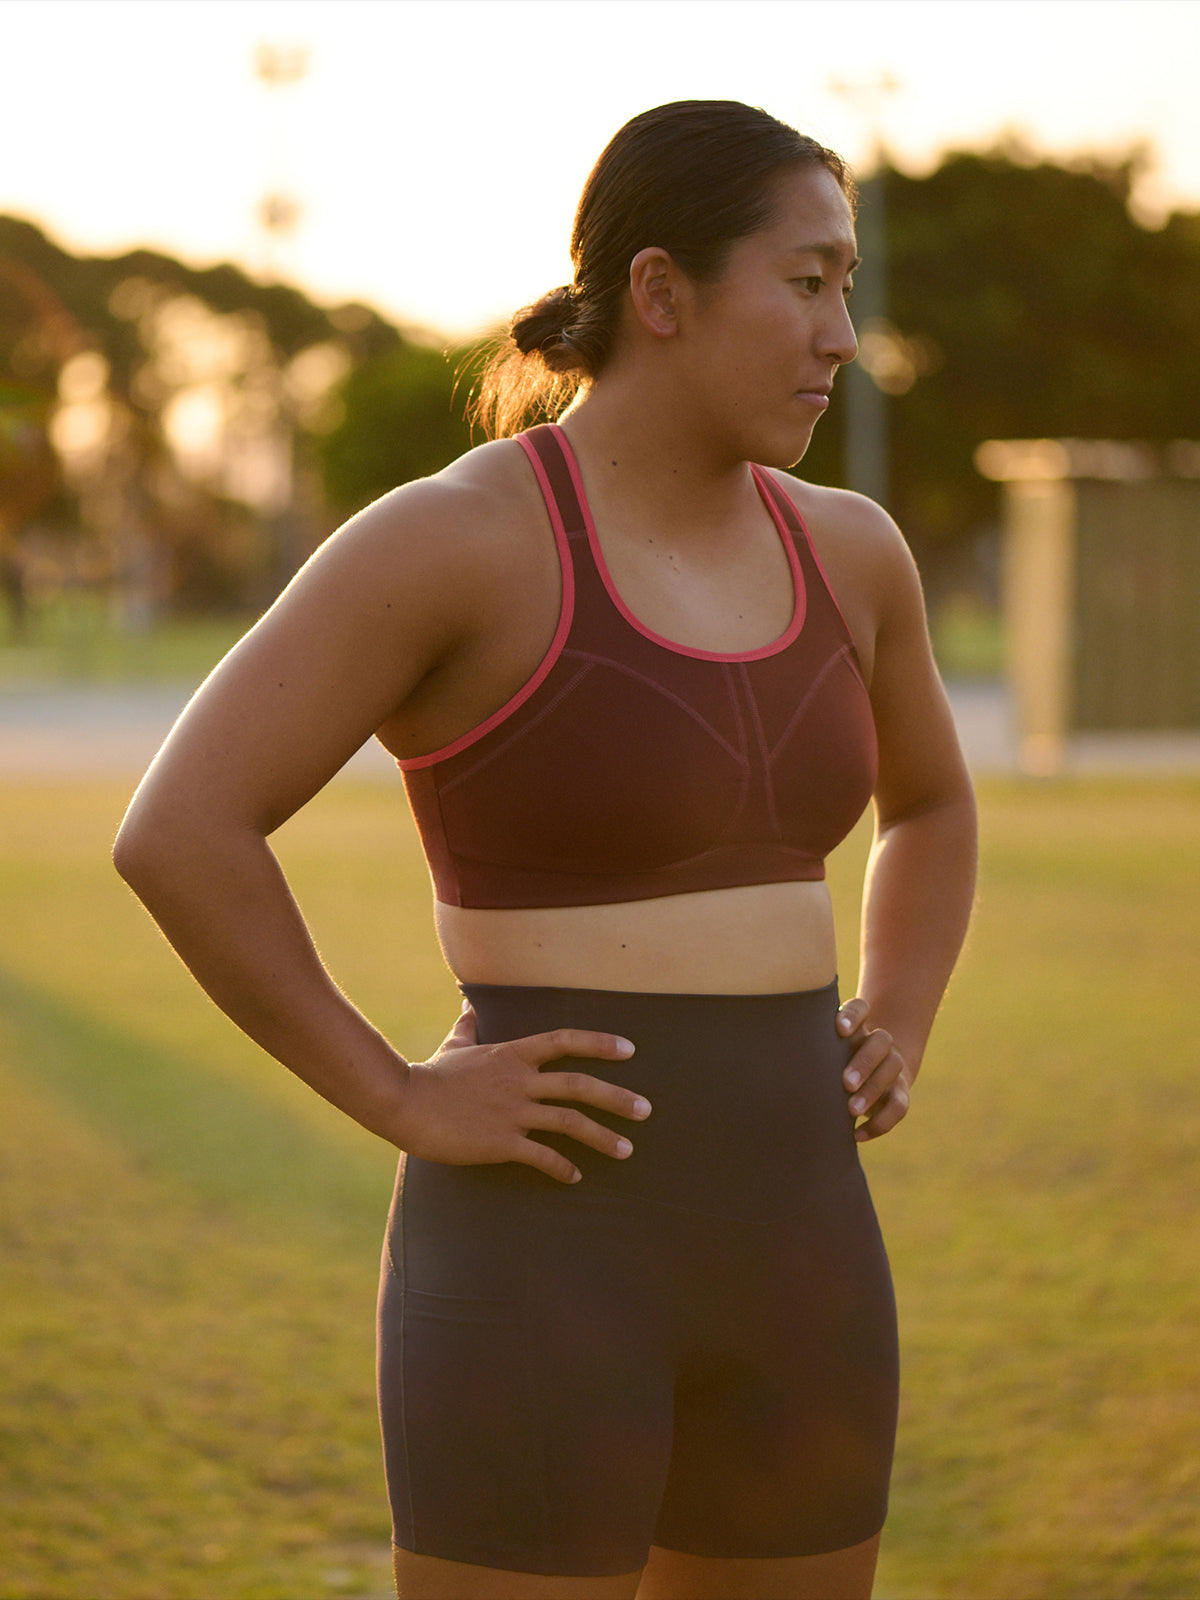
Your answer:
[0,961,397,1249]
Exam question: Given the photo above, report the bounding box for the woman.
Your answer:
[115,102,976,1600]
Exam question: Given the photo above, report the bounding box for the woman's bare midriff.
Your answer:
[435,880,840,996]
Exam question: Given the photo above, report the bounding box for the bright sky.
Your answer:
[4,0,1199,340]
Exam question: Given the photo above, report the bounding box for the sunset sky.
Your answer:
[3,0,1198,339]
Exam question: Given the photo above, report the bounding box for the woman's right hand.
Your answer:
[397,1004,652,1184]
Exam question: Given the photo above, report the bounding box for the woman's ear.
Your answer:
[628,247,680,339]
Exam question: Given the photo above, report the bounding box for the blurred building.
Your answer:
[978,438,1200,773]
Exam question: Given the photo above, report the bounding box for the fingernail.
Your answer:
[632,1097,652,1118]
[845,1070,861,1090]
[838,1014,853,1032]
[615,1037,635,1057]
[569,1168,582,1183]
[615,1138,633,1158]
[850,1096,866,1115]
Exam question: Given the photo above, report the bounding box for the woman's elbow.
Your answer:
[112,781,197,898]
[113,802,167,897]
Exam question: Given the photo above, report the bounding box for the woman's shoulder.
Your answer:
[759,471,926,682]
[343,437,541,560]
[240,436,553,684]
[762,471,923,604]
[761,472,910,569]
[300,436,551,624]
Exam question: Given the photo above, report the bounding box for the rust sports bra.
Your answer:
[398,424,877,909]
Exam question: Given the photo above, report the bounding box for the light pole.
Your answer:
[253,42,309,282]
[251,43,311,589]
[829,75,899,509]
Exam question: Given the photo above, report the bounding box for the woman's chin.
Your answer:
[756,419,817,472]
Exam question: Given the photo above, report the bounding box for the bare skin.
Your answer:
[114,163,977,1597]
[394,1533,880,1599]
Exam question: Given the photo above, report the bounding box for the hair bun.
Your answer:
[511,285,580,364]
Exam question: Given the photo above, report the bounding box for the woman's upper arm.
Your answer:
[798,484,971,826]
[123,478,483,840]
[858,505,972,824]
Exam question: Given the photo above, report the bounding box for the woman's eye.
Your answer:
[795,276,824,295]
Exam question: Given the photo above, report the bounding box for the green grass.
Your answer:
[866,780,1200,1600]
[1,777,1198,1597]
[0,780,454,1600]
[0,594,255,686]
[1,588,1008,692]
[929,594,1006,681]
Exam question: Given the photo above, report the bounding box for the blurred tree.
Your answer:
[5,148,1199,620]
[0,215,400,619]
[797,147,1200,595]
[317,341,475,515]
[0,254,80,630]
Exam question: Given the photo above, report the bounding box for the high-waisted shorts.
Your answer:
[376,981,899,1578]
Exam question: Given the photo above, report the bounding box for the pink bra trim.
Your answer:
[395,432,854,773]
[766,473,862,660]
[396,437,575,771]
[550,425,808,663]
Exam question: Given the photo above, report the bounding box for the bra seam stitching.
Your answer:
[436,661,595,796]
[766,643,853,765]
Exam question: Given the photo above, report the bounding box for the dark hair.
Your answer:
[469,101,854,438]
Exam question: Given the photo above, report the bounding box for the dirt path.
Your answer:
[0,684,397,779]
[3,681,1198,778]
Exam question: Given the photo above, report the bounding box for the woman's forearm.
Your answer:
[114,809,412,1142]
[857,791,978,1079]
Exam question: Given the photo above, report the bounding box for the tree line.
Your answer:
[2,144,1198,627]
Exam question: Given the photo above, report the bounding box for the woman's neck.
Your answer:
[557,380,760,549]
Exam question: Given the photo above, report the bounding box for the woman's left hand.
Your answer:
[836,997,912,1142]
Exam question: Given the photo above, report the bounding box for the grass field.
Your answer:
[0,588,1003,688]
[0,597,255,688]
[1,774,1198,1599]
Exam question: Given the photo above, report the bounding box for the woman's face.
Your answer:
[677,163,860,468]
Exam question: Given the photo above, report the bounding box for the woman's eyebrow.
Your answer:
[785,243,862,272]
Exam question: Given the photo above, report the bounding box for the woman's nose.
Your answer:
[823,298,859,367]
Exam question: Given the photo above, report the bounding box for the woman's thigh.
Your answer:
[393,1547,643,1599]
[393,1537,880,1600]
[383,986,896,1584]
